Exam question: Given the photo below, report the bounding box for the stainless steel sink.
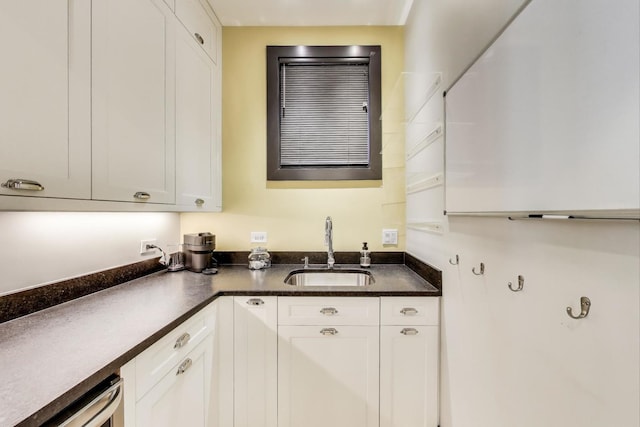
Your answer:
[284,269,374,287]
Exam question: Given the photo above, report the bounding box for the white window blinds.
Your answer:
[279,63,370,166]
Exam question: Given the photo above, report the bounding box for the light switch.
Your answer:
[251,231,268,243]
[382,229,398,245]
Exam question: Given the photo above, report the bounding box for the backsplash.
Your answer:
[0,251,441,324]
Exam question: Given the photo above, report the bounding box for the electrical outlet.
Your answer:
[382,229,398,245]
[140,239,157,255]
[250,231,268,243]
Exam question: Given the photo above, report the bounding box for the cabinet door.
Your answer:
[0,0,90,199]
[92,0,176,204]
[278,325,380,427]
[136,334,213,427]
[234,296,278,427]
[211,297,234,427]
[175,19,221,210]
[380,326,439,427]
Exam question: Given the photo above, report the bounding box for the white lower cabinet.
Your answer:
[121,303,215,427]
[233,296,278,427]
[380,297,440,427]
[135,335,213,427]
[278,325,380,427]
[122,295,439,427]
[380,326,439,427]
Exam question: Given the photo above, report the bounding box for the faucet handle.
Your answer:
[302,256,309,268]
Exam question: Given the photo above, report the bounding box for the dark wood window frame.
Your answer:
[266,45,382,181]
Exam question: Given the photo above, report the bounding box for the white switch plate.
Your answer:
[251,231,268,243]
[382,229,398,245]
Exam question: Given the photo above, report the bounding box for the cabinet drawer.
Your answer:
[135,308,211,400]
[380,297,439,325]
[175,0,217,62]
[135,334,213,427]
[278,297,379,326]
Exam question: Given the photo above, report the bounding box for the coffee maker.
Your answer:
[183,232,216,273]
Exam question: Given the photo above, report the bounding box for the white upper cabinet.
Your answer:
[175,0,218,62]
[0,0,222,211]
[445,0,640,217]
[91,0,176,204]
[0,0,91,200]
[175,3,222,211]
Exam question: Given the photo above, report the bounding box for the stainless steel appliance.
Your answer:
[183,232,216,273]
[43,374,123,427]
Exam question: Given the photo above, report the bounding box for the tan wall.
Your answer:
[181,26,405,251]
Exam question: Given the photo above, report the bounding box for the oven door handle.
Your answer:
[58,378,123,427]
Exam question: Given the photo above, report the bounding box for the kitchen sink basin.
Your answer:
[284,269,374,287]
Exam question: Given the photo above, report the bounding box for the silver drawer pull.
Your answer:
[174,332,191,349]
[320,328,338,336]
[134,191,150,200]
[401,328,419,336]
[195,198,205,206]
[194,32,204,45]
[320,307,338,316]
[1,179,44,191]
[176,358,193,375]
[247,298,264,306]
[400,307,418,316]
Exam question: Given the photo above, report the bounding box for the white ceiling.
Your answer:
[207,0,414,26]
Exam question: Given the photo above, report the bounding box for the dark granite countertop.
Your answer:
[0,263,439,427]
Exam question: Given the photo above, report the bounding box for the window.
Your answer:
[266,45,382,181]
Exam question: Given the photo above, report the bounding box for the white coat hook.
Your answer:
[508,275,524,292]
[566,296,591,319]
[472,262,485,275]
[449,254,459,265]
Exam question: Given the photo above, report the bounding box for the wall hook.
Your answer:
[508,275,524,292]
[449,255,459,265]
[566,296,591,319]
[472,262,485,275]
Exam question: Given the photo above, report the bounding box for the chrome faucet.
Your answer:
[325,216,335,269]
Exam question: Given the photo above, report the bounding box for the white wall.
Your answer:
[0,212,181,295]
[404,1,640,426]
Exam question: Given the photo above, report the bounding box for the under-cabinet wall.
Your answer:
[0,212,180,295]
[404,0,640,426]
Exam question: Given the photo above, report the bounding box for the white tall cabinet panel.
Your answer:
[175,15,221,210]
[0,0,90,199]
[233,296,278,427]
[92,0,176,204]
[278,325,380,427]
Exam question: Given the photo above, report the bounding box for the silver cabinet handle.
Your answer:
[174,332,191,349]
[195,198,205,206]
[247,298,264,306]
[320,307,338,316]
[401,328,419,336]
[1,179,44,191]
[320,328,338,336]
[194,33,204,45]
[400,307,418,315]
[134,192,150,200]
[176,358,193,375]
